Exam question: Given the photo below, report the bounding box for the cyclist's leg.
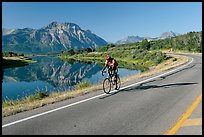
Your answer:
[115,67,118,77]
[110,66,114,77]
[112,68,117,88]
[115,68,119,88]
[108,67,111,77]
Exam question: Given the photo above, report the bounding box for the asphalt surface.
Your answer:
[2,53,202,135]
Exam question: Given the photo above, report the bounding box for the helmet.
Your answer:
[105,55,110,60]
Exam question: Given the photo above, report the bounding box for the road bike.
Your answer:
[102,70,121,94]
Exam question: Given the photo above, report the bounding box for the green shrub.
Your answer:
[172,57,177,61]
[75,80,91,90]
[35,87,49,100]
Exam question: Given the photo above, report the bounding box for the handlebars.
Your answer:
[102,70,114,77]
[102,71,106,76]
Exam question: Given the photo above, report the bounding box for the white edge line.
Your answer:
[2,57,194,128]
[2,93,106,128]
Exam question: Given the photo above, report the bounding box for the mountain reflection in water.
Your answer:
[2,56,140,101]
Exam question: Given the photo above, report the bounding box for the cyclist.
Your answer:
[101,55,119,89]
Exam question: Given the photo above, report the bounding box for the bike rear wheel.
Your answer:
[103,78,111,94]
[115,76,121,90]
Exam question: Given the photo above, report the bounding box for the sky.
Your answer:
[2,2,202,43]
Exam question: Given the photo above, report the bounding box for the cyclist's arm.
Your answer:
[102,60,108,72]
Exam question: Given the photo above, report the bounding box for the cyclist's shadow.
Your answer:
[99,81,198,99]
[99,78,161,99]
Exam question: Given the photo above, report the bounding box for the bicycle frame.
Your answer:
[102,70,121,93]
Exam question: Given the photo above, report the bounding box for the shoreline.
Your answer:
[3,56,36,68]
[2,53,191,117]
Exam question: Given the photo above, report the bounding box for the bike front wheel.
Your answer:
[103,78,111,94]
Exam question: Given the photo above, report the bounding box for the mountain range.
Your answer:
[115,31,181,44]
[2,22,108,54]
[2,22,182,54]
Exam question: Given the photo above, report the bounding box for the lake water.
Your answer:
[2,56,141,102]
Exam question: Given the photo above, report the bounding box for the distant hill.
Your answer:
[150,31,202,52]
[115,31,181,44]
[2,22,108,54]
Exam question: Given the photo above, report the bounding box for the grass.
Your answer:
[75,80,92,90]
[2,53,191,117]
[2,87,49,108]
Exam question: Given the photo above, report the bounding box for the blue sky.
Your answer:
[2,2,202,43]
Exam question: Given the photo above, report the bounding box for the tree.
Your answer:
[141,39,150,50]
[85,48,93,53]
[65,49,75,56]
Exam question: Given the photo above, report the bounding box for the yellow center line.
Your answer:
[182,118,202,127]
[165,94,202,135]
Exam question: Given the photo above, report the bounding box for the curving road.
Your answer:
[2,53,202,135]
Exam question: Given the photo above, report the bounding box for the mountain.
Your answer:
[2,22,108,54]
[2,28,17,35]
[115,36,144,44]
[160,31,180,39]
[115,31,180,44]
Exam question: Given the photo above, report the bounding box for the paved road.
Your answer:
[2,53,202,135]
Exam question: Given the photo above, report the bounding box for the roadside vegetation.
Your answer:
[2,80,94,117]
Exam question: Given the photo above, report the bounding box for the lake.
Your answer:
[2,56,141,102]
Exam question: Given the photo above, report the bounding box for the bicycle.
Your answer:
[102,70,121,94]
